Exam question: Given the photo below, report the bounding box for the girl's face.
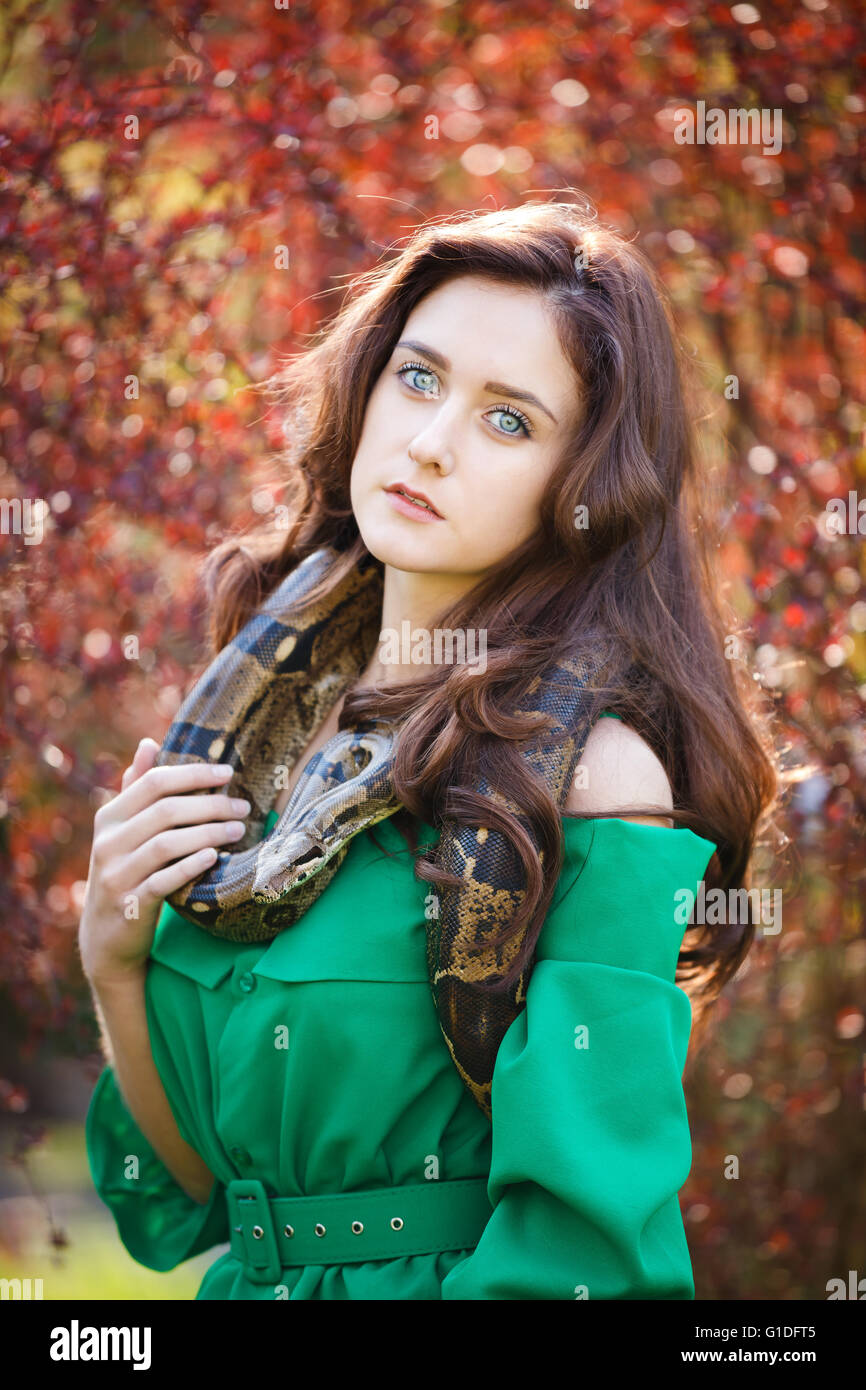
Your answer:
[349,275,582,582]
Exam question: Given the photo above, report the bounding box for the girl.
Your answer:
[79,201,778,1299]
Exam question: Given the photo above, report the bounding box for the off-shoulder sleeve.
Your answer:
[440,818,716,1301]
[85,1064,230,1272]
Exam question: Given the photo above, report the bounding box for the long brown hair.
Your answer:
[199,199,781,1056]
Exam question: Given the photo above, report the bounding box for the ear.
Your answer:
[565,717,674,826]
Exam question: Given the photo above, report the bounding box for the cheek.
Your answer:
[476,464,547,540]
[365,374,399,425]
[352,386,397,472]
[349,415,383,494]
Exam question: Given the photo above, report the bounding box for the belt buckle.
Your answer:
[226,1178,282,1285]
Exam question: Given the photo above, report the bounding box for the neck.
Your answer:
[359,562,482,687]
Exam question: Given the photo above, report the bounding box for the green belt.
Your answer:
[225,1177,494,1284]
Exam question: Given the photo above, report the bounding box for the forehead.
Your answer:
[400,275,579,408]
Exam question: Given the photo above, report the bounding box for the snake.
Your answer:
[154,544,599,1119]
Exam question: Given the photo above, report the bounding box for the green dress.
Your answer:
[86,786,716,1300]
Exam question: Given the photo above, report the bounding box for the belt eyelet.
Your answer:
[390,1216,404,1231]
[351,1220,363,1234]
[283,1224,294,1238]
[252,1225,264,1240]
[314,1222,326,1237]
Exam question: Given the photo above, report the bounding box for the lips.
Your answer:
[384,482,444,518]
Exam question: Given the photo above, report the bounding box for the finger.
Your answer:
[96,787,251,867]
[124,818,248,889]
[121,738,152,791]
[140,844,223,903]
[107,758,236,824]
[120,741,159,794]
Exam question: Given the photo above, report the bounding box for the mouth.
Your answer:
[384,483,445,521]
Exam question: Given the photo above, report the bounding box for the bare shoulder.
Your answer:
[564,717,674,826]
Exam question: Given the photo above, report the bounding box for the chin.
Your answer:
[356,517,450,573]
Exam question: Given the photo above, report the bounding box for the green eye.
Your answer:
[487,404,532,438]
[396,362,438,395]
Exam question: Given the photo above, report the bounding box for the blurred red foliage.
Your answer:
[0,0,863,1299]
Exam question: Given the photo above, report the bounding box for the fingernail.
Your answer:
[231,798,251,814]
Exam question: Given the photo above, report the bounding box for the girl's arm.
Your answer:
[79,736,250,1206]
[88,967,215,1205]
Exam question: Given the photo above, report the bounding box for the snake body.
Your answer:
[155,545,597,1118]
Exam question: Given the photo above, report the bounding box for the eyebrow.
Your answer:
[394,339,559,426]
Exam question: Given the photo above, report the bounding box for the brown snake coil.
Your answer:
[155,545,598,1119]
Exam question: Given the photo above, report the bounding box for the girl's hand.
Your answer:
[78,737,251,986]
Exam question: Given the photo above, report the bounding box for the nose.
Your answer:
[407,410,457,474]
